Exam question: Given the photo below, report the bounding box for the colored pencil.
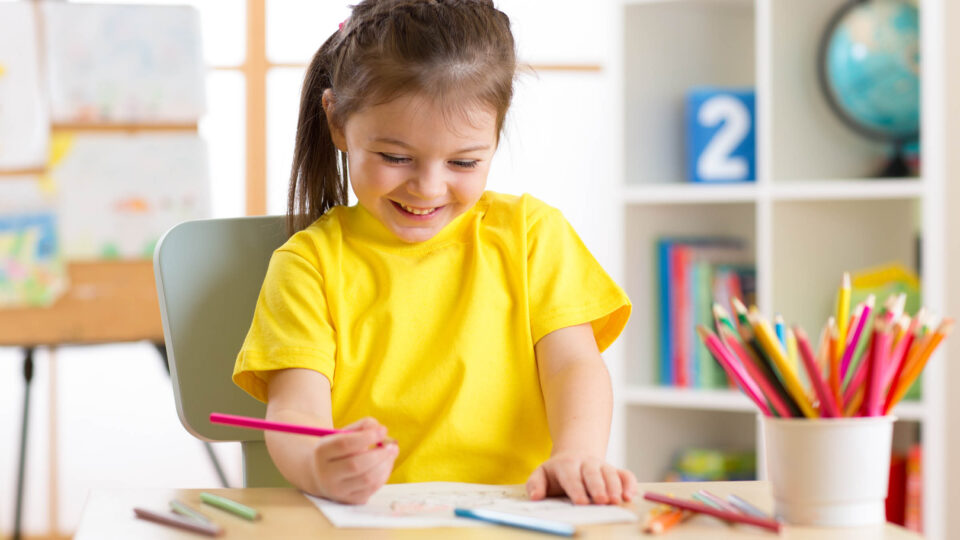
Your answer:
[730,321,802,417]
[842,348,871,415]
[209,412,396,446]
[643,506,688,534]
[840,295,875,380]
[883,312,921,392]
[643,492,781,532]
[134,507,223,536]
[200,492,260,521]
[748,309,818,418]
[697,490,742,515]
[864,318,893,416]
[455,508,575,537]
[726,494,771,519]
[698,326,772,417]
[794,326,840,417]
[718,326,794,418]
[774,314,786,348]
[884,318,953,414]
[835,273,851,363]
[712,303,738,335]
[828,317,842,406]
[731,297,750,328]
[785,327,800,381]
[170,499,213,524]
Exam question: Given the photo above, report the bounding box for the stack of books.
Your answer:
[656,237,755,388]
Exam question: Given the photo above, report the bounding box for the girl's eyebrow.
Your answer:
[372,137,490,154]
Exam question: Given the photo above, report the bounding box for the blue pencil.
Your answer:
[454,508,575,537]
[775,314,786,347]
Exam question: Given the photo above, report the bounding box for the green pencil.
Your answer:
[200,492,260,521]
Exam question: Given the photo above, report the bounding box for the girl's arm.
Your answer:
[527,323,637,505]
[265,368,397,503]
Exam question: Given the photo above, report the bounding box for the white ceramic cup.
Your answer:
[761,415,895,527]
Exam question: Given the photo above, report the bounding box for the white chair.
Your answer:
[154,215,290,487]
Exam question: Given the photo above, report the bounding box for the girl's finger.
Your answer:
[343,447,398,501]
[554,464,590,505]
[333,440,398,482]
[580,462,608,505]
[618,468,638,502]
[526,466,549,500]
[323,426,389,457]
[600,464,623,504]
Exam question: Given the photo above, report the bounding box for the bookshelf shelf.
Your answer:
[614,0,946,536]
[623,184,757,205]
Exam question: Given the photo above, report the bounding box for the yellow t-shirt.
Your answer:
[233,191,630,484]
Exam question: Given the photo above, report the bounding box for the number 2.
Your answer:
[696,95,750,181]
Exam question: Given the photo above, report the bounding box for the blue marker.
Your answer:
[454,508,575,537]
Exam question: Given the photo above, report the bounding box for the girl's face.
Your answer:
[327,92,499,243]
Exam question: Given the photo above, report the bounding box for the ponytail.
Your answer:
[286,38,350,236]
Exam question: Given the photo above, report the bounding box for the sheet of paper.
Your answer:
[307,482,638,529]
[0,2,49,170]
[43,2,206,124]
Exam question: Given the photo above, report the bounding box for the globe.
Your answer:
[818,0,920,176]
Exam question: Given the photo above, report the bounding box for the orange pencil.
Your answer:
[885,318,953,414]
[827,317,842,408]
[643,506,688,534]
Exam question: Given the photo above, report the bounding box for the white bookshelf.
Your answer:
[614,0,946,537]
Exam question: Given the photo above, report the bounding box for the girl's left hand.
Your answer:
[526,453,638,505]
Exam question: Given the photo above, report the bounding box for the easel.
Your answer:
[0,4,227,539]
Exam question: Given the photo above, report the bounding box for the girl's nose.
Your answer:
[407,164,447,199]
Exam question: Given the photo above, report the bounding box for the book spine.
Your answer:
[657,240,674,385]
[671,244,690,387]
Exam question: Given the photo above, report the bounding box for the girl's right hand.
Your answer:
[311,417,399,504]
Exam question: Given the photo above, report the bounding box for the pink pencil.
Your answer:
[840,296,874,379]
[864,319,893,416]
[718,327,793,418]
[842,347,871,409]
[209,413,396,445]
[882,314,919,391]
[697,326,772,417]
[793,326,840,417]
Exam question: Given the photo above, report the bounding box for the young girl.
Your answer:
[233,0,635,506]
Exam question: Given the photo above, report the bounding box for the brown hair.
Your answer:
[286,0,517,235]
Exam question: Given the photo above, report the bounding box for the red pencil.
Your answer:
[793,326,840,417]
[643,492,781,532]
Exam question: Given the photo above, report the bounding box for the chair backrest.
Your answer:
[154,215,289,487]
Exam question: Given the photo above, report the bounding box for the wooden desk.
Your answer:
[74,481,923,539]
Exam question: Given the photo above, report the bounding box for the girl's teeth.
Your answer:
[400,203,436,215]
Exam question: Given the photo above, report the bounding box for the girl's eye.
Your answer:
[451,160,479,169]
[379,153,409,164]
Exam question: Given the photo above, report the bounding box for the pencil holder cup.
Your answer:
[761,415,895,527]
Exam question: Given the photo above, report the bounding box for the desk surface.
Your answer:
[74,481,922,539]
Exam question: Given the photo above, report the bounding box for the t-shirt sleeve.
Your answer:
[526,199,631,352]
[232,248,337,403]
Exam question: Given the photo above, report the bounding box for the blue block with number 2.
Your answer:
[686,88,756,183]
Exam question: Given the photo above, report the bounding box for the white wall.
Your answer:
[945,0,960,534]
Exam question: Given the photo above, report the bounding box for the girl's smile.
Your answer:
[325,91,498,243]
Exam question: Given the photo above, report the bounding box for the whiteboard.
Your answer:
[0,2,49,170]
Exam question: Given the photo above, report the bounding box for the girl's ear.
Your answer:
[322,89,348,152]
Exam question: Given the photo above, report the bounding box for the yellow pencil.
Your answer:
[835,273,851,363]
[748,308,819,418]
